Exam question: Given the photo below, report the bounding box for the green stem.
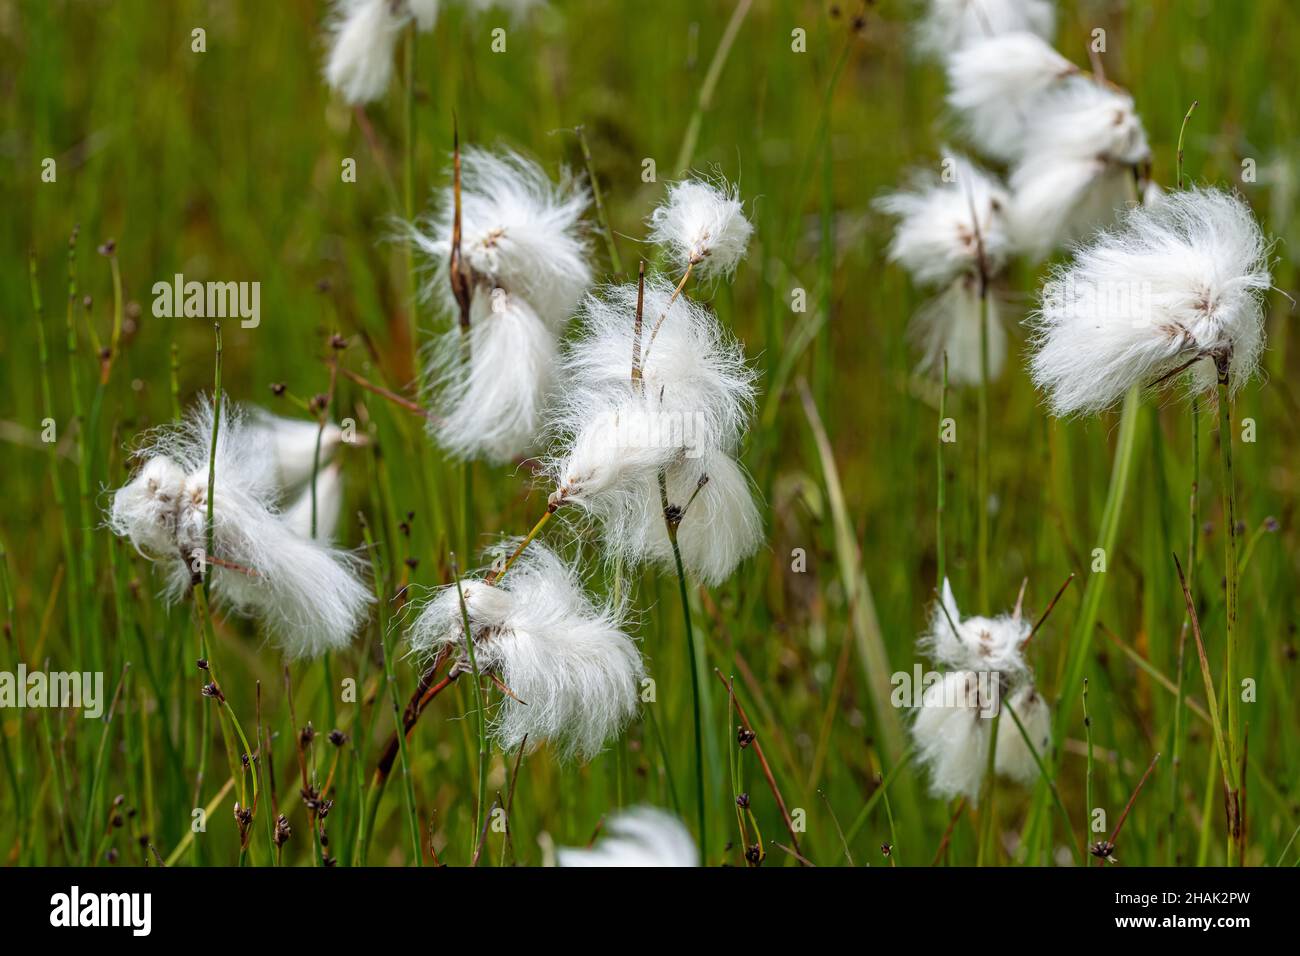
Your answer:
[937,353,948,588]
[976,288,990,613]
[204,324,222,603]
[1216,362,1242,864]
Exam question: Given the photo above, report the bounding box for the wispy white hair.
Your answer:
[1008,79,1150,258]
[921,578,1030,678]
[914,0,1055,61]
[109,400,370,658]
[464,0,543,16]
[409,147,592,327]
[910,279,1007,386]
[945,32,1078,163]
[1029,187,1272,416]
[648,179,754,280]
[995,682,1051,784]
[911,669,993,803]
[427,290,558,462]
[323,0,413,105]
[876,153,1012,288]
[406,542,644,761]
[556,807,699,867]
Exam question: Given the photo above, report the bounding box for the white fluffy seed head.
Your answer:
[323,0,411,105]
[876,154,1012,288]
[1029,187,1272,416]
[406,542,645,761]
[545,279,757,507]
[910,279,1007,386]
[912,669,994,803]
[914,0,1055,61]
[427,290,558,462]
[922,578,1031,677]
[556,807,699,867]
[647,179,753,280]
[110,400,371,658]
[1008,78,1150,258]
[109,456,186,557]
[409,147,592,328]
[945,32,1078,163]
[601,449,763,587]
[995,682,1051,784]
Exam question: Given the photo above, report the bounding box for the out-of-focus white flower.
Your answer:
[464,0,543,16]
[914,0,1055,61]
[253,411,344,490]
[556,807,699,867]
[1008,78,1151,258]
[406,542,644,761]
[877,154,1012,288]
[648,179,753,279]
[324,0,415,105]
[946,32,1078,162]
[428,290,559,462]
[922,578,1030,677]
[410,147,591,327]
[108,400,370,658]
[909,279,1007,386]
[1029,187,1272,416]
[877,155,1011,384]
[995,682,1051,784]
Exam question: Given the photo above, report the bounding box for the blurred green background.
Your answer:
[1,0,1298,866]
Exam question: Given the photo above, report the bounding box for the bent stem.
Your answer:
[661,472,707,863]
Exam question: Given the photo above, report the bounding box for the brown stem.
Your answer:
[1021,572,1076,649]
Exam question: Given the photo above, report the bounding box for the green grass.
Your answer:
[2,0,1299,867]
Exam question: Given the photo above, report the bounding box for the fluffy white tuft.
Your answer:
[427,291,558,462]
[922,578,1030,677]
[876,154,1012,288]
[252,411,343,490]
[109,400,370,658]
[406,542,644,761]
[323,0,410,105]
[408,0,439,30]
[1008,79,1150,258]
[995,682,1051,784]
[556,806,699,867]
[911,670,993,803]
[409,147,592,327]
[914,0,1055,60]
[648,179,753,280]
[1029,187,1272,416]
[945,32,1078,162]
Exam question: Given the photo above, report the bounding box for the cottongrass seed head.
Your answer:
[1029,186,1273,416]
[945,31,1079,163]
[323,0,423,105]
[876,154,1011,384]
[555,806,699,867]
[405,541,644,761]
[648,178,754,280]
[922,578,1030,677]
[914,0,1055,61]
[108,400,370,658]
[912,669,993,803]
[544,279,762,583]
[411,146,592,327]
[995,682,1051,784]
[1008,78,1151,259]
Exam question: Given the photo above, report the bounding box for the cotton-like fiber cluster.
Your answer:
[555,806,699,867]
